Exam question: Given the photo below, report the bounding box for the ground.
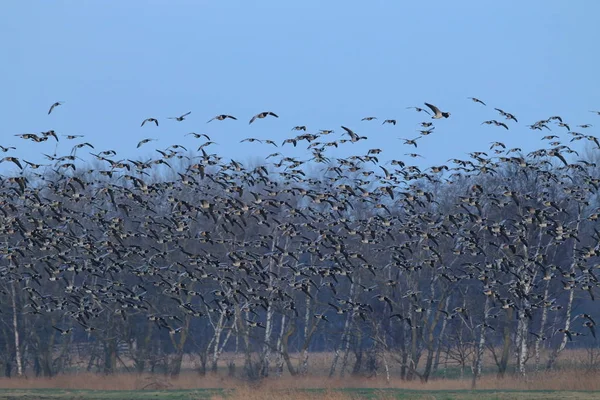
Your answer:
[0,388,598,400]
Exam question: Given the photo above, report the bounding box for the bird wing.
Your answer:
[11,158,23,169]
[424,102,441,115]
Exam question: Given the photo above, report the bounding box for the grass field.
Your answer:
[0,387,598,400]
[1,349,599,399]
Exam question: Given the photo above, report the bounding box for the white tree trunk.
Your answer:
[261,302,274,376]
[535,281,550,371]
[274,314,286,377]
[210,312,226,371]
[11,281,23,377]
[518,311,529,376]
[471,295,490,389]
[547,210,581,370]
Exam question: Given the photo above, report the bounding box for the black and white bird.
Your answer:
[424,102,451,119]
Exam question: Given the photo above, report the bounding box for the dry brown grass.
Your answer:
[1,349,600,393]
[1,369,600,392]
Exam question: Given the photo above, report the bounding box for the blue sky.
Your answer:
[1,1,599,175]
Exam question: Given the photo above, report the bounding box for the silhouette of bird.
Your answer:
[249,111,278,124]
[48,101,64,115]
[168,111,191,121]
[468,97,486,106]
[141,118,159,127]
[207,114,237,123]
[406,106,431,115]
[137,138,157,148]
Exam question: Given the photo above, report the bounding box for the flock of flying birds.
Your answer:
[1,97,600,350]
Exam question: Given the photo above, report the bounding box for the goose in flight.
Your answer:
[424,103,450,119]
[1,156,23,169]
[406,106,431,115]
[168,111,191,121]
[482,120,509,130]
[186,132,211,140]
[249,111,278,124]
[382,119,397,125]
[52,326,73,335]
[468,97,486,106]
[207,114,237,123]
[399,137,422,148]
[48,101,64,115]
[494,108,518,122]
[137,138,157,148]
[141,118,159,127]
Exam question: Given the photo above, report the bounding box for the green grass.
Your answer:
[333,388,600,399]
[0,388,598,400]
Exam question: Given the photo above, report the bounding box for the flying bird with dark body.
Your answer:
[468,97,487,106]
[141,118,159,127]
[482,120,509,130]
[406,106,431,115]
[48,101,64,115]
[249,111,279,124]
[207,114,237,123]
[495,108,518,123]
[168,112,191,121]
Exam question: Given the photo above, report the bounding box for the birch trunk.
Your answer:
[260,302,274,377]
[432,296,451,376]
[211,312,226,372]
[10,281,23,377]
[274,314,286,377]
[299,287,313,375]
[329,283,355,377]
[497,307,513,378]
[535,280,550,371]
[471,295,490,389]
[546,207,581,370]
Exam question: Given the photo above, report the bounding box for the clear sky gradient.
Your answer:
[2,1,599,175]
